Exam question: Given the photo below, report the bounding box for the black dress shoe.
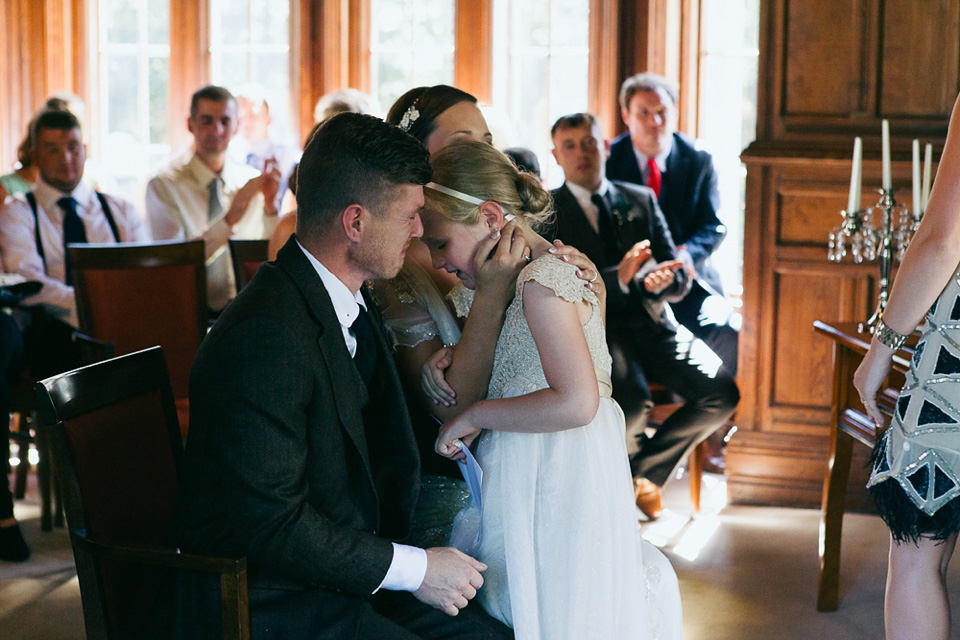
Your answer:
[0,523,30,561]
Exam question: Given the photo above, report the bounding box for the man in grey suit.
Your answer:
[175,113,510,638]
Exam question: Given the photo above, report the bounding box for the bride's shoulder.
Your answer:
[520,254,586,304]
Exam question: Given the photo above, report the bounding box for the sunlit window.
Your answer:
[492,0,590,186]
[697,0,760,294]
[369,0,456,114]
[95,0,171,204]
[209,0,295,144]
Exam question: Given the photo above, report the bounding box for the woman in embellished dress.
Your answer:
[425,140,683,640]
[855,93,960,640]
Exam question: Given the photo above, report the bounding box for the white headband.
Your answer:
[424,182,516,221]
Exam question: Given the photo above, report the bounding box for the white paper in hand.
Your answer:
[449,440,483,555]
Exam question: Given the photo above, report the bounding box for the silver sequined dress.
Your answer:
[869,267,960,526]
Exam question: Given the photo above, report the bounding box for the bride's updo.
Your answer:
[425,140,554,230]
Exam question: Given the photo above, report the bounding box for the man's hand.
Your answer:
[260,158,282,216]
[549,240,606,307]
[421,346,456,406]
[224,175,264,226]
[413,547,486,616]
[617,241,653,289]
[642,259,684,294]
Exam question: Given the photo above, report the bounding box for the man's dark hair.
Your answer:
[30,109,82,147]
[385,85,478,145]
[619,72,678,111]
[550,112,599,138]
[295,113,432,239]
[190,85,235,119]
[504,147,541,179]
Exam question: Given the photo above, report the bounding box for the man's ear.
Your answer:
[341,204,365,242]
[551,145,560,164]
[620,107,630,127]
[478,201,505,232]
[187,116,196,137]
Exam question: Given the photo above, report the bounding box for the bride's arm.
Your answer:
[436,281,600,457]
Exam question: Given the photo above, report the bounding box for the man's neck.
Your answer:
[298,235,365,294]
[196,151,227,175]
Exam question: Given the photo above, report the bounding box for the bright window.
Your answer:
[369,0,456,115]
[95,0,171,205]
[491,0,590,186]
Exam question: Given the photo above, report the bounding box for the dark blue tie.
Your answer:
[591,193,622,264]
[59,196,86,285]
[351,305,377,387]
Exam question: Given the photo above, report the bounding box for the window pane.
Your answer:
[213,0,251,45]
[149,56,169,144]
[103,0,139,44]
[370,0,455,113]
[106,56,139,137]
[252,0,289,45]
[147,0,169,45]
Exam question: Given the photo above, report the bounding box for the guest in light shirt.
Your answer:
[145,85,280,312]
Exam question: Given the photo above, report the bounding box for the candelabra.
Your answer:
[828,188,919,333]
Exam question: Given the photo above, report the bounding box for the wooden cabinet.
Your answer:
[730,0,956,507]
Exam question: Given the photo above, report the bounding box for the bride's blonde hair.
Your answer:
[425,140,553,230]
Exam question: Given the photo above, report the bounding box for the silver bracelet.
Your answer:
[874,319,909,350]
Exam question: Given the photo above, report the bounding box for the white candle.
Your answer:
[922,142,933,213]
[912,139,921,216]
[847,137,862,213]
[881,119,892,190]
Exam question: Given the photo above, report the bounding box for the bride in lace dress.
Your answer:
[422,140,683,640]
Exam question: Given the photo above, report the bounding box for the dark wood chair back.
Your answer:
[228,238,269,292]
[68,240,206,404]
[36,347,249,640]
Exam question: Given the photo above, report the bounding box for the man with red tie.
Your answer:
[606,72,739,377]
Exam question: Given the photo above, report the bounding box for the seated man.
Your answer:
[608,72,740,374]
[145,85,280,313]
[550,112,739,518]
[174,113,510,639]
[0,108,149,378]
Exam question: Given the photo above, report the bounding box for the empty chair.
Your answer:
[35,346,249,640]
[228,238,269,292]
[68,240,206,437]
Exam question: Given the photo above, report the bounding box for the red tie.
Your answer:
[646,157,661,198]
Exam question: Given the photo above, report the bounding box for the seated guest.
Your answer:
[231,84,301,212]
[145,85,280,313]
[607,72,740,374]
[174,112,510,639]
[0,109,149,378]
[503,147,541,180]
[550,112,739,518]
[0,313,26,562]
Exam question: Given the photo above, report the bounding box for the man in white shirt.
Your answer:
[174,112,510,638]
[0,108,149,377]
[145,85,280,312]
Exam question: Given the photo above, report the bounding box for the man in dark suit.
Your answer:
[175,113,511,639]
[606,72,739,375]
[551,112,739,519]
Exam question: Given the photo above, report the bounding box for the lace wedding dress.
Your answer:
[450,255,683,640]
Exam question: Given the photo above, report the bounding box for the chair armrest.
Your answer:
[72,530,250,640]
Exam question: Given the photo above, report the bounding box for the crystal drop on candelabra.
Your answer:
[851,231,864,263]
[828,226,845,261]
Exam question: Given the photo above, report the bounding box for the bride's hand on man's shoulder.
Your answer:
[421,346,456,406]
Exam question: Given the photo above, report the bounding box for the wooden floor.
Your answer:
[3,468,959,639]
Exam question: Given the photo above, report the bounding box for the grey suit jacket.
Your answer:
[175,235,420,634]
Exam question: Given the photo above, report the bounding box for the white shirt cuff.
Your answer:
[375,543,428,593]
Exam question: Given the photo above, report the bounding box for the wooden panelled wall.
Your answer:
[731,0,958,507]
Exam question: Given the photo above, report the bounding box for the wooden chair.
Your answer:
[68,240,207,438]
[35,346,249,640]
[228,238,269,292]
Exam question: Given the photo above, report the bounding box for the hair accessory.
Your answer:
[426,182,485,205]
[874,318,909,350]
[398,101,420,132]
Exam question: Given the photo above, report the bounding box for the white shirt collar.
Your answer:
[33,177,93,214]
[632,139,672,173]
[184,152,251,190]
[296,240,366,329]
[565,177,611,206]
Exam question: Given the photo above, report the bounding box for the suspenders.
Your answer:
[24,191,121,274]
